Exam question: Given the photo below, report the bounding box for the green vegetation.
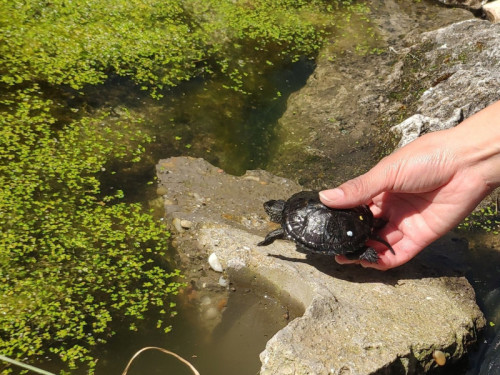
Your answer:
[1,0,345,97]
[0,0,358,373]
[459,204,500,235]
[0,86,184,373]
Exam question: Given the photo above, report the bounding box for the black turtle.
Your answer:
[257,191,395,263]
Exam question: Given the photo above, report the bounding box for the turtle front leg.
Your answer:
[258,228,285,246]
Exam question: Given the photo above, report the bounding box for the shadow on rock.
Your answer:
[268,233,473,285]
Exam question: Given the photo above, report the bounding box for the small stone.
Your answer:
[180,219,192,229]
[433,350,446,366]
[208,253,223,272]
[156,186,168,195]
[163,198,175,206]
[243,175,260,182]
[200,295,212,306]
[219,275,229,287]
[204,306,219,320]
[172,217,183,233]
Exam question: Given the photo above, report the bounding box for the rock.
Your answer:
[390,111,462,147]
[433,350,447,366]
[157,156,485,375]
[265,0,472,188]
[208,253,223,273]
[436,0,487,10]
[483,0,500,22]
[389,19,500,147]
[180,219,192,229]
[172,217,183,233]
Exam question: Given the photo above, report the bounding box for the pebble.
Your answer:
[433,350,446,366]
[172,217,183,233]
[219,275,229,287]
[204,307,219,320]
[243,175,260,182]
[180,219,192,229]
[156,186,168,195]
[208,253,223,272]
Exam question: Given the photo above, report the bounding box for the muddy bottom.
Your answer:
[94,282,301,375]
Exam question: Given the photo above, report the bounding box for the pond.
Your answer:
[43,1,499,374]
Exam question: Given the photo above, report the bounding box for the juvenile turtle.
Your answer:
[257,190,395,263]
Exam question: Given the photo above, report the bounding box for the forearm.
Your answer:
[449,100,500,190]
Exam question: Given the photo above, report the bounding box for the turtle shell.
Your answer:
[283,191,374,255]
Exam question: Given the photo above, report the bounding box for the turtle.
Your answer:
[257,190,395,263]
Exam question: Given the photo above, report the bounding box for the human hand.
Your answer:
[320,101,500,270]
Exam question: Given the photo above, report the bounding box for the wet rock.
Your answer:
[157,156,485,375]
[390,19,500,147]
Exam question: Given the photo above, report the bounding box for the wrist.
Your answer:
[450,100,500,190]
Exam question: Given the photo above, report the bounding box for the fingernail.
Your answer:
[319,188,344,203]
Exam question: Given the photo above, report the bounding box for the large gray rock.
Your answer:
[436,0,487,10]
[390,19,500,147]
[157,156,485,375]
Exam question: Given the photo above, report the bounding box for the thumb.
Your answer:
[319,167,391,208]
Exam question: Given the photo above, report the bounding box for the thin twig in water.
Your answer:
[121,346,201,375]
[0,354,56,375]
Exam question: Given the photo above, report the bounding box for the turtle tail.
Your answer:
[370,234,395,255]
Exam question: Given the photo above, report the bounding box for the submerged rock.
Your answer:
[157,156,485,375]
[479,331,500,374]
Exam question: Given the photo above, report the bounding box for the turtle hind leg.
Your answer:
[345,247,379,263]
[258,228,285,246]
[358,247,380,263]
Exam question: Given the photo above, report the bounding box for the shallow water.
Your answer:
[94,284,302,375]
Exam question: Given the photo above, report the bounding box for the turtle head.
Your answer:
[263,199,286,223]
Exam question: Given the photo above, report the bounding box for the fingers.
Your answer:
[335,235,423,270]
[319,162,395,209]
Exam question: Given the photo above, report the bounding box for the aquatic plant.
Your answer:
[0,86,183,373]
[0,0,347,97]
[459,204,500,235]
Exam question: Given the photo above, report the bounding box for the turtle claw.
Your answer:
[358,248,380,263]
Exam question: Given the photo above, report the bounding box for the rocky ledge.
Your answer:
[157,156,485,375]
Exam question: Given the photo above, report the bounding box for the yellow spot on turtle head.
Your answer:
[359,215,364,221]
